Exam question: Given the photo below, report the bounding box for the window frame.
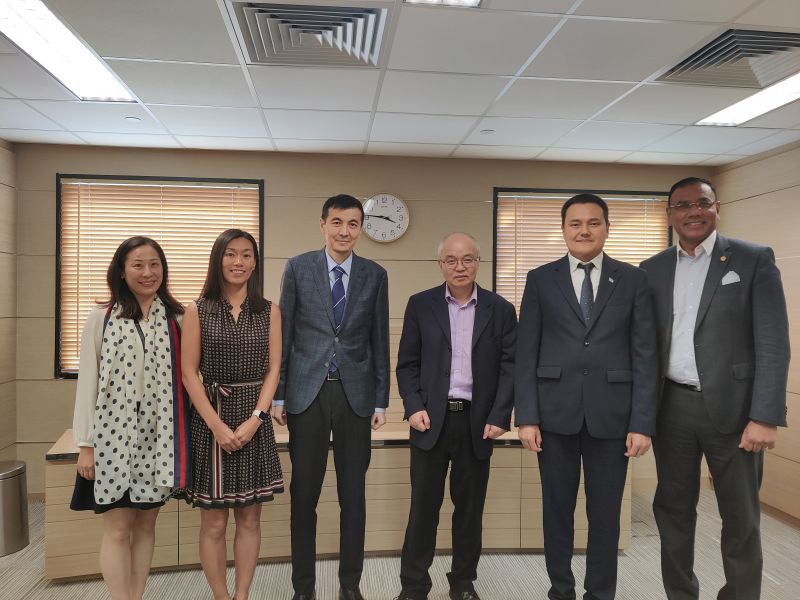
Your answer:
[492,186,673,294]
[55,173,265,379]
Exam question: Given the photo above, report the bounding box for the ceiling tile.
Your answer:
[698,155,748,166]
[371,113,477,144]
[575,0,756,22]
[0,54,76,100]
[27,101,166,133]
[490,79,633,119]
[597,84,753,125]
[736,0,800,29]
[148,106,266,137]
[536,148,630,162]
[250,67,380,111]
[726,130,800,156]
[0,36,19,53]
[524,19,718,81]
[264,110,370,141]
[389,6,559,75]
[367,142,455,157]
[0,128,83,144]
[453,145,544,159]
[644,125,776,154]
[176,136,274,151]
[486,0,576,12]
[464,116,580,145]
[45,0,238,63]
[741,99,800,129]
[378,72,507,116]
[107,61,254,107]
[274,140,364,154]
[0,99,63,130]
[617,152,716,165]
[76,132,180,148]
[553,121,682,150]
[0,87,13,99]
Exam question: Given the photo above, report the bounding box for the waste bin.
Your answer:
[0,460,29,557]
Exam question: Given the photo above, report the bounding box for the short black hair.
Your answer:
[668,177,717,202]
[321,194,364,223]
[561,193,609,225]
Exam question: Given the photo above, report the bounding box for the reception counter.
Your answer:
[45,426,631,580]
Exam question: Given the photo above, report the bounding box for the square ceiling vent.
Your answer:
[227,1,390,67]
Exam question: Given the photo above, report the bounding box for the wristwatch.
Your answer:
[251,409,269,423]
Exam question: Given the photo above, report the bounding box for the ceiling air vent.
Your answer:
[227,1,389,67]
[657,29,800,88]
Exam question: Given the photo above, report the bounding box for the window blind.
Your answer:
[58,178,261,375]
[495,191,669,310]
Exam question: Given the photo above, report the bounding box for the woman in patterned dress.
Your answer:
[182,229,284,600]
[71,236,189,600]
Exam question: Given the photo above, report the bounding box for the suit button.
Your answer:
[334,337,339,343]
[445,371,450,376]
[584,340,589,346]
[582,369,589,375]
[324,362,329,368]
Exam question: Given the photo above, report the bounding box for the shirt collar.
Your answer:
[325,251,353,275]
[677,230,717,259]
[568,251,604,273]
[445,283,478,306]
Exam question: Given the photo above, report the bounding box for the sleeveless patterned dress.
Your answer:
[183,297,283,508]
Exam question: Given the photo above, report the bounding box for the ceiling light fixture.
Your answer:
[0,0,134,101]
[697,71,800,126]
[403,0,482,7]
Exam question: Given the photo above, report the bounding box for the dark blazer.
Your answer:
[278,248,390,418]
[396,284,516,460]
[514,254,658,439]
[640,234,789,433]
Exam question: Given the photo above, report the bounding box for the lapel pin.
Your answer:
[608,277,614,283]
[720,256,727,262]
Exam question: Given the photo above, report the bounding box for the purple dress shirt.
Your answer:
[445,284,477,401]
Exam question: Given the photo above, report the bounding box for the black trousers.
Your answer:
[287,379,372,594]
[653,381,763,600]
[399,409,491,600]
[538,424,629,600]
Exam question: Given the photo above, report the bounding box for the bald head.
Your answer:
[437,232,480,299]
[437,232,481,260]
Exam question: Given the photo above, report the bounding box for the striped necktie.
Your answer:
[330,265,346,371]
[577,262,594,324]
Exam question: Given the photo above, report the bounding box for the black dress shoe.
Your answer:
[291,593,316,600]
[448,590,481,600]
[339,589,365,600]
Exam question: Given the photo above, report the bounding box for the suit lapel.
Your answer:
[695,234,732,333]
[472,286,493,349]
[553,255,585,325]
[312,249,336,330]
[586,254,620,333]
[339,253,365,332]
[431,284,451,348]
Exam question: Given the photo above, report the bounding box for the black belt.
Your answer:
[326,369,341,381]
[447,399,470,412]
[667,379,702,392]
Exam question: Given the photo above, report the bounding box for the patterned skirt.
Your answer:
[182,383,283,509]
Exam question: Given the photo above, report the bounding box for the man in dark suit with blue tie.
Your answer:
[273,194,390,600]
[515,194,658,600]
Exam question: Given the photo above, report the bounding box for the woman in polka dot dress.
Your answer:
[71,236,189,600]
[181,229,283,600]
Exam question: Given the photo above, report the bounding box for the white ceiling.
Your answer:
[0,0,799,166]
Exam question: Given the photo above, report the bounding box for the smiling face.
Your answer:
[221,236,256,287]
[562,202,609,262]
[320,206,363,262]
[122,244,163,303]
[668,182,720,252]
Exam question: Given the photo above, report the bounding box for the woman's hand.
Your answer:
[234,416,262,446]
[213,422,243,453]
[77,447,95,480]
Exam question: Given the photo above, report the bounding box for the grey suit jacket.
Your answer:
[277,248,390,417]
[640,234,789,433]
[514,254,658,439]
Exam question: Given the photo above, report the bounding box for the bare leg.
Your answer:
[129,508,160,600]
[200,508,232,600]
[233,503,263,600]
[100,508,136,600]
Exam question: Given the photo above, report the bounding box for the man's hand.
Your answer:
[518,424,542,452]
[371,412,386,431]
[739,420,778,452]
[271,404,287,426]
[408,410,430,432]
[625,432,651,457]
[483,424,507,440]
[77,446,95,480]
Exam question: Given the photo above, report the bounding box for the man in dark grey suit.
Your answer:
[515,194,658,600]
[273,194,390,600]
[394,233,516,600]
[640,177,790,600]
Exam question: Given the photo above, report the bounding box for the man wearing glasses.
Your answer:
[640,177,790,600]
[394,232,516,600]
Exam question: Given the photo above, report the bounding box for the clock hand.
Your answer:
[367,214,396,223]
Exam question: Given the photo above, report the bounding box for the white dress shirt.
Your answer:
[568,252,603,302]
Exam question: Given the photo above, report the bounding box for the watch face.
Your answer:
[363,193,409,242]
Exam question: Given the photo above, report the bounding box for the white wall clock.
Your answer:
[363,193,410,243]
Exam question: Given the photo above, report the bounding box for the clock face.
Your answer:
[363,193,410,243]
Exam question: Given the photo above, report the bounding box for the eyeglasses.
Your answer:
[668,198,718,211]
[440,256,479,269]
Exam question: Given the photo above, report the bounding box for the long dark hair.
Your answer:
[106,236,184,320]
[201,229,267,312]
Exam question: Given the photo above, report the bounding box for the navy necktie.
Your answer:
[577,262,594,324]
[331,266,346,371]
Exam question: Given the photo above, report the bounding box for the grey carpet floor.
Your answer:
[2,491,798,599]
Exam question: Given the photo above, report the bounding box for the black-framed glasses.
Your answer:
[440,256,479,269]
[668,198,718,211]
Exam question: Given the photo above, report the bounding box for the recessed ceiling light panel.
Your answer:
[697,71,800,126]
[404,0,482,7]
